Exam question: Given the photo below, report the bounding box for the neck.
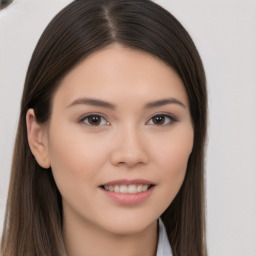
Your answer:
[63,210,158,256]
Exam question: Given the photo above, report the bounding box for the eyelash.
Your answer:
[78,113,110,127]
[78,113,178,127]
[147,114,178,126]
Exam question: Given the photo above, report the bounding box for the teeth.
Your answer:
[142,185,148,192]
[137,184,143,193]
[114,185,119,193]
[120,185,128,193]
[108,185,114,192]
[128,184,137,193]
[103,184,151,193]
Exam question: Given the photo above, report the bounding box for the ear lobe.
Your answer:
[26,108,51,169]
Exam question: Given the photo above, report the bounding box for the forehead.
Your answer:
[52,44,188,108]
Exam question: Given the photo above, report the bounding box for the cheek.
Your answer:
[153,127,193,195]
[47,126,110,194]
[155,126,193,167]
[163,141,192,174]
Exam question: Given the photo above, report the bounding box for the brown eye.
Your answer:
[147,114,176,126]
[152,115,166,125]
[80,114,109,126]
[88,115,101,125]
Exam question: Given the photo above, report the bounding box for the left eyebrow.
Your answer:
[66,97,116,109]
[144,98,186,109]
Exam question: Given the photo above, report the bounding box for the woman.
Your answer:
[1,0,207,255]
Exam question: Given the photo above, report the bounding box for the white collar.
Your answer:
[156,219,173,256]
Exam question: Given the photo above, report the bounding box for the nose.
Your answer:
[110,126,149,168]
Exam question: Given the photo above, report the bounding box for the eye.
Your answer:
[79,114,109,126]
[147,114,177,126]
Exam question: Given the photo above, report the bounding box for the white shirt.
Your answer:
[156,219,173,256]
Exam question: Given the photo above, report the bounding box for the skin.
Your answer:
[27,44,194,256]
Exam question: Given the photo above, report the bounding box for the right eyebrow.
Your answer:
[144,98,186,109]
[66,97,116,110]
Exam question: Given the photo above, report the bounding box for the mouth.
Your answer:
[99,179,155,205]
[99,184,155,194]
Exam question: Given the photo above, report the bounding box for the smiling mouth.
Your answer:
[99,184,154,194]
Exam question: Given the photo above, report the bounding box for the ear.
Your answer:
[26,108,51,169]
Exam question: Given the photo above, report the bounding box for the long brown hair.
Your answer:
[1,0,207,255]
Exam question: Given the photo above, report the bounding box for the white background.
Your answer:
[0,0,255,255]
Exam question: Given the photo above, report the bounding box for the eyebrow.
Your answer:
[67,97,186,109]
[144,98,186,109]
[67,98,116,109]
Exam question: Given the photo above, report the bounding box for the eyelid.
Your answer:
[146,113,178,126]
[78,113,110,126]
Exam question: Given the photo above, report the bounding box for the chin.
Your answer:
[98,214,157,236]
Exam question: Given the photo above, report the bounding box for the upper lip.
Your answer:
[101,179,155,186]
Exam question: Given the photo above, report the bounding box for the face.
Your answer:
[37,45,193,235]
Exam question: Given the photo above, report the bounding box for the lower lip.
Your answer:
[100,186,155,205]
